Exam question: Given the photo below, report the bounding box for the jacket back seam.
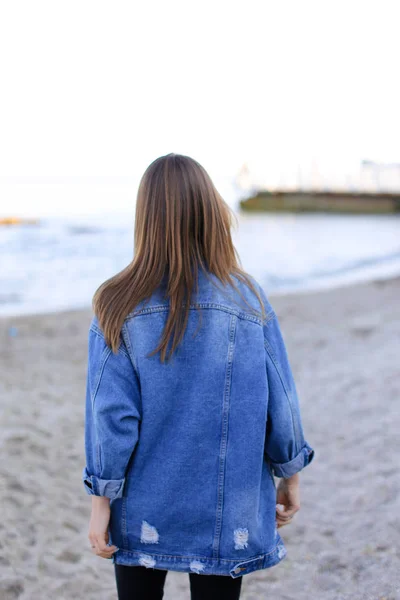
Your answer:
[212,313,237,559]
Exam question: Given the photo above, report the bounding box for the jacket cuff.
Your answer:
[82,466,126,500]
[270,443,315,478]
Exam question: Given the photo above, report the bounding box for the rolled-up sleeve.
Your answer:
[82,319,141,500]
[263,309,315,478]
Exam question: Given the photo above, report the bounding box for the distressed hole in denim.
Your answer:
[190,560,205,574]
[140,520,159,544]
[138,554,156,568]
[233,528,249,550]
[277,544,286,559]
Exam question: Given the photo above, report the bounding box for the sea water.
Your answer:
[1,211,399,316]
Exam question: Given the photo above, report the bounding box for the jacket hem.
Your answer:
[111,536,287,578]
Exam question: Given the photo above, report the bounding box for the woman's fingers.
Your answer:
[96,535,118,554]
[97,550,116,559]
[91,544,118,558]
[89,532,118,558]
[276,502,300,527]
[275,473,301,530]
[276,503,299,518]
[276,515,292,528]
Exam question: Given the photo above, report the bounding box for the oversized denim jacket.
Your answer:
[82,270,315,578]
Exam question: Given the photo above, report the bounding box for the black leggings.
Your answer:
[114,563,243,600]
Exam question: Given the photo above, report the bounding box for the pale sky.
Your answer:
[0,0,399,215]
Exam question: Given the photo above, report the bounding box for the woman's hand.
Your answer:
[276,472,300,528]
[88,496,119,559]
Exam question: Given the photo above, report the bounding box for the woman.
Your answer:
[82,153,315,600]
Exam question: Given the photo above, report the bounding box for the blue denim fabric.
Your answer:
[82,270,315,578]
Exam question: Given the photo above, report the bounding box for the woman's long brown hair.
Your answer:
[93,153,266,363]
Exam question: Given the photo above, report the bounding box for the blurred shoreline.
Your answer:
[1,274,399,599]
[2,212,400,317]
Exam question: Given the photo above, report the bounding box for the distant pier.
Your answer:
[239,191,400,214]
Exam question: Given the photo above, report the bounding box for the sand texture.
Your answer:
[0,277,399,599]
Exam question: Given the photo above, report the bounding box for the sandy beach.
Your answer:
[1,276,399,600]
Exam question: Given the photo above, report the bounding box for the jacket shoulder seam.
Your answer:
[89,323,130,360]
[262,310,276,325]
[90,322,104,338]
[121,323,140,378]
